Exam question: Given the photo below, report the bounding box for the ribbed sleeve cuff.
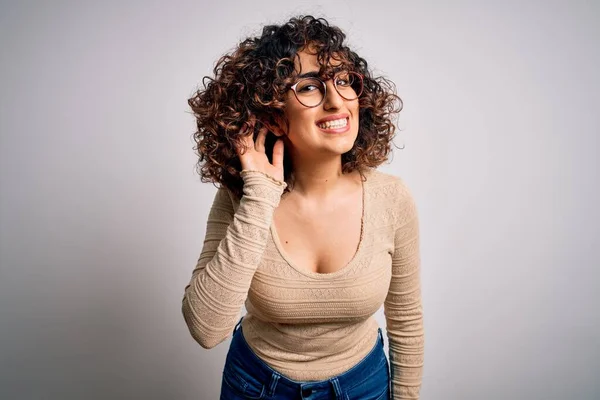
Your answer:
[240,170,287,206]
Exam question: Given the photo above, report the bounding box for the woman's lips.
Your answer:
[316,117,350,134]
[315,113,350,125]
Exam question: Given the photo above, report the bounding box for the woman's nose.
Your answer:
[322,80,344,109]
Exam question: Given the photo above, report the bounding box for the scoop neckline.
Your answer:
[269,169,370,279]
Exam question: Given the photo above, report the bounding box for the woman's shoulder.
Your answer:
[364,168,413,197]
[365,168,418,221]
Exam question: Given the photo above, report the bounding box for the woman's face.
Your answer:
[276,47,360,161]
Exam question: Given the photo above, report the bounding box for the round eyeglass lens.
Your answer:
[294,78,326,107]
[334,71,363,100]
[293,71,363,107]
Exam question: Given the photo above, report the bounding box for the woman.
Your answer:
[182,15,424,400]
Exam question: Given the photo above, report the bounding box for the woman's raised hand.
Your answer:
[236,115,285,183]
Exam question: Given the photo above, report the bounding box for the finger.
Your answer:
[235,131,249,157]
[255,125,267,153]
[271,138,285,170]
[240,115,258,142]
[236,122,254,158]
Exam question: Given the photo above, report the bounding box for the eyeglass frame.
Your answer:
[288,70,364,108]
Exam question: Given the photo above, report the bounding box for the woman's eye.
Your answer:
[336,78,350,86]
[298,85,318,92]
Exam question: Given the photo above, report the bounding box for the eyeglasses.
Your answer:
[289,70,364,108]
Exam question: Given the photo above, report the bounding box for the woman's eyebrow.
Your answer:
[296,66,347,79]
[297,71,320,79]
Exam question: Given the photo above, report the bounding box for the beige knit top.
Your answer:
[182,168,424,399]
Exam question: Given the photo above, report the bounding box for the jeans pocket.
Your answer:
[222,364,266,399]
[344,356,389,400]
[373,385,390,400]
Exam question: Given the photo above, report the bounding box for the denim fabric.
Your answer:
[220,317,390,399]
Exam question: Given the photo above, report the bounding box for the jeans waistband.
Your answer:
[229,317,386,399]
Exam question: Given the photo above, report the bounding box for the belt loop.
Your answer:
[268,372,280,397]
[233,315,244,333]
[330,377,344,399]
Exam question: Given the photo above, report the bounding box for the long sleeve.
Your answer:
[384,179,425,399]
[181,170,287,349]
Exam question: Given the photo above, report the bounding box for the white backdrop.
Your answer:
[1,1,598,399]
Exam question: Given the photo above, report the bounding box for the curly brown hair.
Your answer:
[187,15,403,200]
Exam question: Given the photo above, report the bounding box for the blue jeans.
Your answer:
[220,317,390,399]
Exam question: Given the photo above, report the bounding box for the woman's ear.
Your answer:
[263,117,287,137]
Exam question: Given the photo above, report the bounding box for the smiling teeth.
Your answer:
[318,118,348,129]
